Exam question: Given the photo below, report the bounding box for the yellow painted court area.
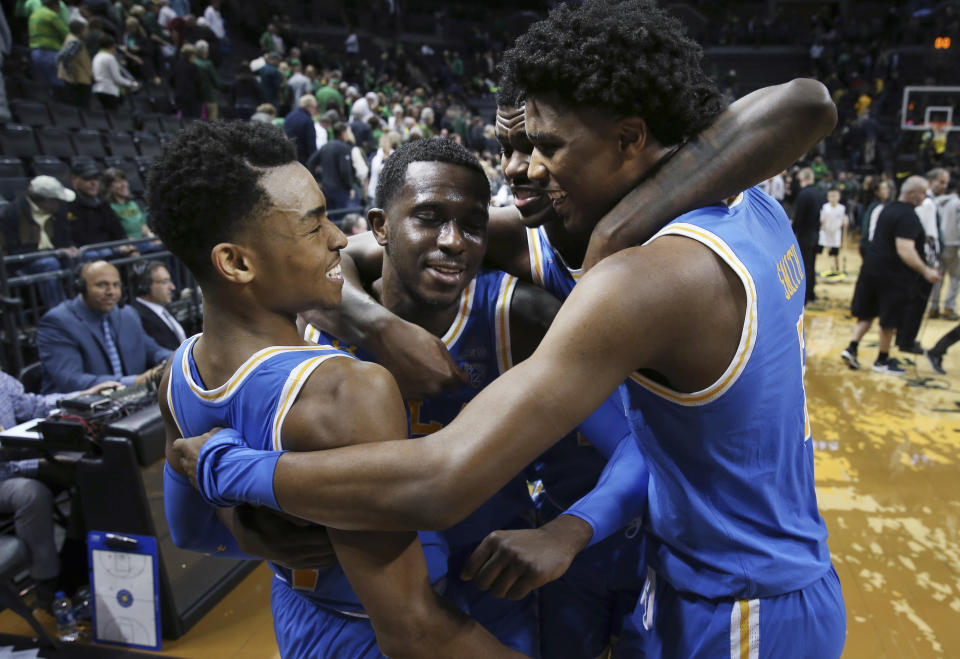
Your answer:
[1,247,959,657]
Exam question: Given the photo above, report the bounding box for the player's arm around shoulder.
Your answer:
[508,280,561,363]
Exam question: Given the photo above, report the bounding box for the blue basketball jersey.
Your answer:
[621,187,832,600]
[166,335,447,615]
[307,269,537,550]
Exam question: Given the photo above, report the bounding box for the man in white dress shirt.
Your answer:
[131,262,187,351]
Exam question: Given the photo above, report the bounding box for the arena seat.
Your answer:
[30,156,71,186]
[0,177,29,201]
[48,103,84,130]
[138,113,164,133]
[9,100,50,127]
[109,111,135,132]
[36,127,75,158]
[16,80,50,103]
[134,132,161,158]
[70,129,107,159]
[106,131,139,158]
[0,124,39,159]
[81,107,112,131]
[158,116,183,134]
[0,157,26,178]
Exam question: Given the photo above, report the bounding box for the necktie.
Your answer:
[162,309,186,343]
[101,317,124,377]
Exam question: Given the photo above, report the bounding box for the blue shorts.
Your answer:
[271,576,384,659]
[445,549,540,657]
[633,565,845,658]
[540,528,646,658]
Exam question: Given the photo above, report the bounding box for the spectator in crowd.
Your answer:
[314,74,343,114]
[99,167,153,242]
[0,177,78,306]
[249,102,276,124]
[66,161,136,259]
[841,176,941,375]
[258,51,283,107]
[349,103,374,152]
[348,127,369,204]
[131,261,186,351]
[36,260,170,393]
[170,0,190,18]
[314,121,355,210]
[345,30,359,56]
[819,188,848,274]
[171,43,201,118]
[83,16,105,60]
[792,167,825,304]
[91,34,138,110]
[339,213,368,235]
[56,18,92,108]
[283,94,318,165]
[202,0,225,42]
[193,39,220,120]
[258,23,280,54]
[418,106,436,139]
[367,130,401,202]
[900,169,950,353]
[929,181,960,321]
[0,370,118,611]
[860,179,894,256]
[286,62,311,105]
[157,0,177,30]
[28,0,68,90]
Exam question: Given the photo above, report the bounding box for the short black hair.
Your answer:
[99,34,115,50]
[375,138,489,210]
[147,121,296,280]
[500,0,726,146]
[495,67,523,108]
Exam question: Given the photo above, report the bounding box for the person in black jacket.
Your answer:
[171,43,202,119]
[67,160,137,260]
[311,122,355,209]
[792,167,825,304]
[283,94,318,165]
[131,261,186,350]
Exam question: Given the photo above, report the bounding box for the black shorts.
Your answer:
[850,273,908,328]
[819,245,840,256]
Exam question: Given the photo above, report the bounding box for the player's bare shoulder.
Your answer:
[280,356,407,452]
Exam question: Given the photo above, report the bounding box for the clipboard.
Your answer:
[86,531,162,651]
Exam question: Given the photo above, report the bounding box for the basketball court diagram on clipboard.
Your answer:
[87,531,162,651]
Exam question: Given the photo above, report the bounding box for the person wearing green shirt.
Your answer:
[193,40,221,120]
[101,168,153,241]
[315,81,343,114]
[19,0,69,25]
[28,0,67,88]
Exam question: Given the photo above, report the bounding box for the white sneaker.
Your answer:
[841,349,860,370]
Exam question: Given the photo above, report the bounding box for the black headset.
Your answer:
[133,261,164,298]
[73,264,87,296]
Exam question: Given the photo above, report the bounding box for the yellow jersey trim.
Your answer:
[495,275,518,374]
[631,223,758,406]
[178,335,338,403]
[440,278,476,348]
[526,227,545,287]
[729,597,759,659]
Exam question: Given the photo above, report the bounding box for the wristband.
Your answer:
[195,429,284,511]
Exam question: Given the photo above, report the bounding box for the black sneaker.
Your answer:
[899,342,924,355]
[872,357,906,376]
[926,350,946,375]
[841,348,860,370]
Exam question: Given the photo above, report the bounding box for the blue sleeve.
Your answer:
[573,393,631,459]
[561,394,649,547]
[563,435,649,548]
[195,429,283,511]
[163,462,253,559]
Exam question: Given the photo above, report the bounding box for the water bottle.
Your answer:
[52,591,79,642]
[72,585,91,622]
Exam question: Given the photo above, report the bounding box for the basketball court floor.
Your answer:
[1,246,958,657]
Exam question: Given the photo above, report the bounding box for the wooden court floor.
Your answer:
[1,246,959,657]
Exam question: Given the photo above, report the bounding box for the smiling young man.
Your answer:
[151,121,519,659]
[173,2,844,656]
[300,138,647,656]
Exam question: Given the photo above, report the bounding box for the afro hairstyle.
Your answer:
[500,0,726,146]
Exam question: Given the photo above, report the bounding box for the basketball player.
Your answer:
[152,121,520,658]
[300,137,647,655]
[175,1,845,655]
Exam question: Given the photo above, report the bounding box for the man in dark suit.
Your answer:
[36,260,172,393]
[283,93,319,165]
[131,261,187,351]
[313,121,355,209]
[792,166,825,304]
